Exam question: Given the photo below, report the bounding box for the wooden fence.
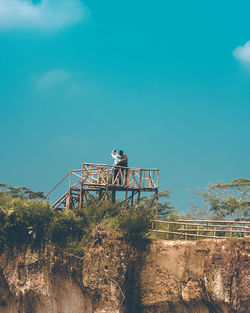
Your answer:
[151,219,250,240]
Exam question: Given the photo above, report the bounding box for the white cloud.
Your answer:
[233,41,250,64]
[35,69,71,90]
[33,69,97,95]
[0,0,87,32]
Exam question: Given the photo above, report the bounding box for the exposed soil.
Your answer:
[0,236,249,313]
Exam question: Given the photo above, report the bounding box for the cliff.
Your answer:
[0,234,249,313]
[139,239,249,313]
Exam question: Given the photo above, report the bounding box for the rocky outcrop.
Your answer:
[0,236,249,313]
[0,247,92,313]
[140,239,249,313]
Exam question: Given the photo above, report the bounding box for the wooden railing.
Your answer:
[151,219,250,240]
[79,163,159,189]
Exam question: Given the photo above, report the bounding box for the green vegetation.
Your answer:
[0,177,249,253]
[189,178,250,221]
[115,206,152,247]
[0,183,44,200]
[0,188,154,255]
[0,195,87,252]
[137,190,174,217]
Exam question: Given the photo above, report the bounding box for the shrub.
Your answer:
[0,193,155,253]
[115,206,153,247]
[0,197,54,250]
[79,200,121,225]
[51,209,88,246]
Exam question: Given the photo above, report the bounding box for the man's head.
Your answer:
[119,150,124,156]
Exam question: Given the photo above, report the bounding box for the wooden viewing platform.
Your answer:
[41,162,159,212]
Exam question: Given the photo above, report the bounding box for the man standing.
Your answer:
[117,150,128,167]
[117,150,128,185]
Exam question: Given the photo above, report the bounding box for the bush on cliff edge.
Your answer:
[0,195,152,254]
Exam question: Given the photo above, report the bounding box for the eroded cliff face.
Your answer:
[0,247,92,313]
[140,240,249,313]
[0,236,249,313]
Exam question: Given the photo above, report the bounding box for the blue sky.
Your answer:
[0,0,250,211]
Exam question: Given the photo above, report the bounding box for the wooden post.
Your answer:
[125,189,128,210]
[105,165,110,200]
[185,223,188,240]
[112,190,116,203]
[99,190,103,201]
[138,169,142,204]
[156,170,159,188]
[126,168,130,187]
[84,190,88,208]
[101,168,104,184]
[79,164,83,209]
[137,191,141,204]
[97,166,101,184]
[139,169,142,188]
[155,190,159,220]
[131,191,134,206]
[196,226,199,240]
[152,220,154,230]
[79,186,83,209]
[89,165,92,184]
[148,171,151,188]
[67,170,71,209]
[243,227,247,238]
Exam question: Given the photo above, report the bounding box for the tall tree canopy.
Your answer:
[0,183,44,200]
[195,178,250,220]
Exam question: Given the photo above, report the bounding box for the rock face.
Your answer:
[0,247,92,313]
[0,237,249,313]
[139,240,249,313]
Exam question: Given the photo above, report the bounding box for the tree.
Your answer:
[193,178,250,220]
[0,183,45,200]
[138,190,174,218]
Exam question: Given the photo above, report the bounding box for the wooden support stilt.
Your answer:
[105,191,109,201]
[79,184,83,209]
[155,190,159,220]
[79,164,83,209]
[112,190,116,203]
[67,170,72,209]
[138,191,141,204]
[125,189,128,210]
[131,191,134,206]
[99,191,103,201]
[84,190,88,208]
[65,193,70,209]
[105,165,110,200]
